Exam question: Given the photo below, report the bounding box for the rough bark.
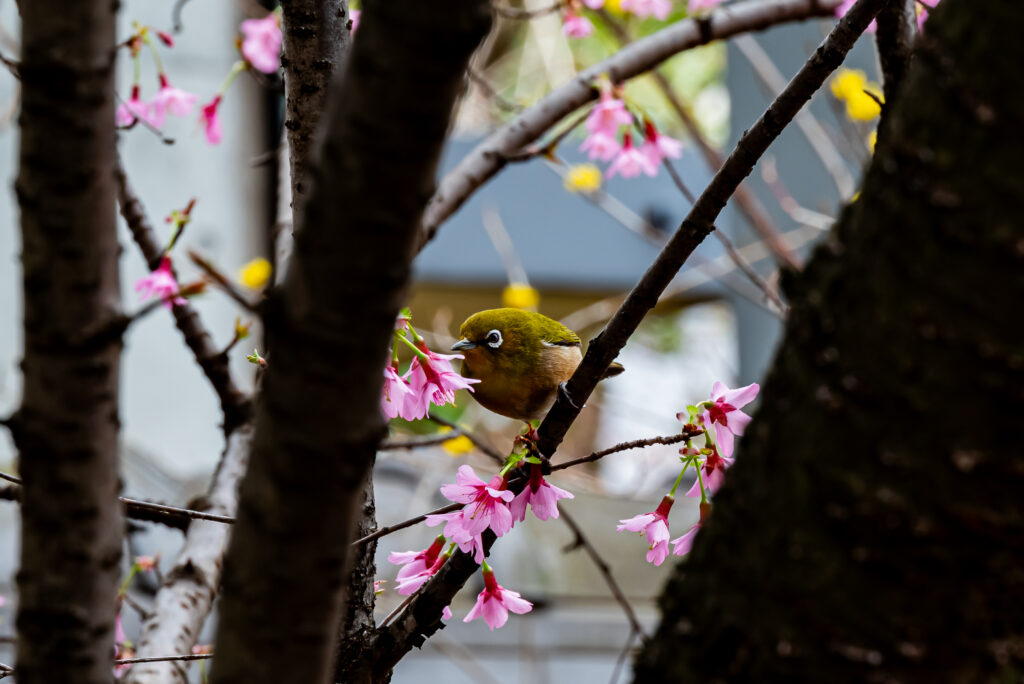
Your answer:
[208,2,491,683]
[125,427,252,684]
[636,2,1024,681]
[11,0,123,682]
[875,0,916,102]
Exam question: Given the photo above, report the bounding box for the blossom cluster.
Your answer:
[561,0,725,39]
[616,381,759,564]
[580,85,683,180]
[381,312,480,421]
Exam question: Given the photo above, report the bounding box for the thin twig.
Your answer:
[468,67,521,113]
[188,250,260,314]
[0,49,18,79]
[116,653,214,665]
[552,431,699,472]
[429,412,505,464]
[609,628,638,684]
[559,507,646,637]
[350,502,464,547]
[379,434,463,450]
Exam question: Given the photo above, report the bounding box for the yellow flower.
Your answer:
[830,68,867,100]
[867,129,877,152]
[830,68,883,122]
[502,282,540,310]
[563,163,602,194]
[238,257,272,290]
[437,426,475,456]
[605,0,627,16]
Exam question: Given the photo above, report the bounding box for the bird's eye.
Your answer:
[486,330,502,348]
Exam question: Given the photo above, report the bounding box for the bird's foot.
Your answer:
[558,381,584,410]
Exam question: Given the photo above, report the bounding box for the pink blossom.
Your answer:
[156,30,175,47]
[580,130,621,162]
[620,0,672,20]
[116,86,155,127]
[403,346,480,419]
[671,521,701,556]
[395,551,448,595]
[135,555,157,572]
[916,0,939,31]
[240,13,282,73]
[583,0,605,7]
[150,75,197,127]
[350,9,361,33]
[687,0,724,11]
[464,566,533,630]
[439,465,514,537]
[641,119,683,167]
[425,510,485,563]
[199,95,223,145]
[381,365,413,419]
[684,446,733,498]
[701,381,759,458]
[510,464,574,522]
[562,10,594,38]
[834,0,876,32]
[606,132,658,179]
[616,495,674,566]
[388,535,446,581]
[442,605,453,620]
[585,91,633,136]
[135,256,186,309]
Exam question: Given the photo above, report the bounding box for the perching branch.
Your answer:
[551,430,702,472]
[537,0,890,458]
[418,0,844,252]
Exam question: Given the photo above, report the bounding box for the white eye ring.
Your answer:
[486,329,502,348]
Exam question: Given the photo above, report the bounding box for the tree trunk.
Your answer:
[636,1,1024,681]
[12,1,123,682]
[208,2,491,683]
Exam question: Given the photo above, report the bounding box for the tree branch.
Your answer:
[536,0,890,458]
[418,0,845,252]
[875,0,917,102]
[208,2,492,682]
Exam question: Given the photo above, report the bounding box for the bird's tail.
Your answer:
[601,362,625,379]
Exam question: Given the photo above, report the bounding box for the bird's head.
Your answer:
[451,309,529,366]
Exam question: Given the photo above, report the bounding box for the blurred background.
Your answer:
[0,0,881,680]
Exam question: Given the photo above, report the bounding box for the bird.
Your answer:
[451,308,623,424]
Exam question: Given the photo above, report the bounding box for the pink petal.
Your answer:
[481,595,509,630]
[725,409,752,436]
[616,512,656,532]
[646,540,669,566]
[714,423,735,458]
[500,589,533,615]
[720,382,759,409]
[489,501,513,536]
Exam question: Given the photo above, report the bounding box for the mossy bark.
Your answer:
[636,2,1024,681]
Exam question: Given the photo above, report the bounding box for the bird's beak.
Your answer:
[451,338,477,351]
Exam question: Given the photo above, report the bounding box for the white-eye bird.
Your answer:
[451,308,623,423]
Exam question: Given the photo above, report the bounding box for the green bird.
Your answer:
[451,308,624,423]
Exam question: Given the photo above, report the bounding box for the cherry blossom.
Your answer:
[606,132,658,179]
[701,381,759,458]
[439,465,514,537]
[563,10,594,38]
[116,86,155,127]
[585,91,633,136]
[395,551,449,596]
[684,446,733,498]
[381,365,413,419]
[621,0,672,20]
[403,346,480,419]
[150,75,197,127]
[388,535,445,581]
[199,95,223,145]
[640,119,683,167]
[424,510,485,563]
[240,13,282,73]
[510,464,574,522]
[135,256,186,309]
[834,0,877,32]
[671,521,701,556]
[464,564,533,630]
[687,0,725,11]
[616,494,674,566]
[580,130,622,162]
[350,9,361,33]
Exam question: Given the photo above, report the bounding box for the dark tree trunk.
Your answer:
[11,0,123,682]
[208,2,491,683]
[636,2,1024,681]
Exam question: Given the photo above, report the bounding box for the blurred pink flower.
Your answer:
[442,605,453,620]
[580,130,621,162]
[116,86,155,127]
[585,91,633,136]
[135,257,186,309]
[562,10,594,37]
[641,119,683,166]
[685,447,733,498]
[381,365,413,419]
[621,0,672,20]
[510,464,573,522]
[916,0,939,31]
[240,13,282,73]
[687,0,724,11]
[616,494,674,565]
[702,381,759,457]
[671,521,701,556]
[834,0,877,32]
[464,567,533,630]
[606,132,658,179]
[151,76,197,127]
[583,0,605,7]
[350,9,361,33]
[199,95,223,145]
